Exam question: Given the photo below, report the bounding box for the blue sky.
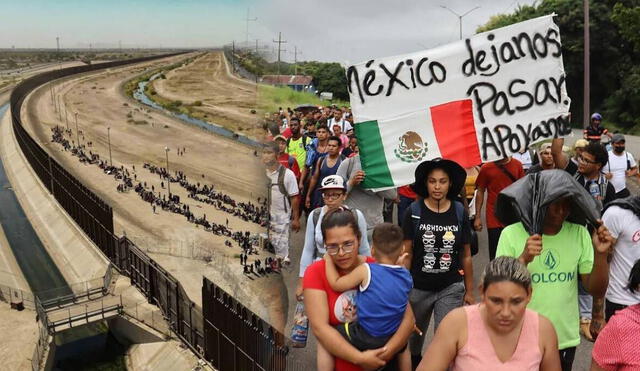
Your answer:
[0,0,536,62]
[0,0,253,49]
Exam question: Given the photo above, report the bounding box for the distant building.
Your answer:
[260,75,315,93]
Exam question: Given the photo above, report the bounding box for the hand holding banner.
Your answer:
[347,14,571,190]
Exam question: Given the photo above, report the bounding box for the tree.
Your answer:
[477,0,640,130]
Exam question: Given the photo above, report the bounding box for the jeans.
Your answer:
[409,281,465,356]
[559,346,576,371]
[383,199,394,223]
[578,280,592,320]
[487,227,503,261]
[397,195,414,228]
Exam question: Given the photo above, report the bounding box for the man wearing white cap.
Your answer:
[605,133,638,199]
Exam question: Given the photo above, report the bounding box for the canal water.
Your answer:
[0,103,71,301]
[2,103,126,369]
[53,322,128,371]
[133,73,262,148]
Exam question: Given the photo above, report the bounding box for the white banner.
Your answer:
[346,14,571,189]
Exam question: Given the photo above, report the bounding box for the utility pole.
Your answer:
[583,0,590,128]
[50,83,55,107]
[107,127,113,167]
[272,32,287,75]
[164,147,171,196]
[232,41,236,73]
[245,8,257,49]
[64,103,69,131]
[74,112,80,147]
[293,46,302,75]
[440,5,481,40]
[56,37,61,70]
[57,94,62,121]
[255,39,259,54]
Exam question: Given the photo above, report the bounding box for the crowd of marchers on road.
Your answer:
[262,107,640,371]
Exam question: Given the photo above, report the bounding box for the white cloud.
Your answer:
[249,0,536,63]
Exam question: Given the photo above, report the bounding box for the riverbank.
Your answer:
[148,51,262,139]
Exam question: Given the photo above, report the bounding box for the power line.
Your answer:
[272,32,287,75]
[292,46,302,75]
[245,8,257,49]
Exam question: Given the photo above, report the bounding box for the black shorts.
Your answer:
[335,321,391,351]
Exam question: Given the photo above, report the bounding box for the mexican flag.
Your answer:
[355,99,481,190]
[347,15,571,191]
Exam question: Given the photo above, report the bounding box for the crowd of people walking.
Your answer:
[262,107,640,370]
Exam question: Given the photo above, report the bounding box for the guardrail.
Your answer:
[0,283,35,309]
[11,52,304,370]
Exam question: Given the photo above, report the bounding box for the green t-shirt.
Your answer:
[286,136,307,171]
[497,221,594,349]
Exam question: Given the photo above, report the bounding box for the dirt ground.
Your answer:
[150,51,261,138]
[19,52,287,331]
[0,302,39,371]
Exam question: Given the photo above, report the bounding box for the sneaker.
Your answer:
[580,318,594,342]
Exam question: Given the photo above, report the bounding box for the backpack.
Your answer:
[575,172,609,205]
[286,135,309,152]
[409,199,465,250]
[267,165,291,213]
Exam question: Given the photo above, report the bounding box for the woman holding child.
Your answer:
[296,175,370,301]
[303,208,415,370]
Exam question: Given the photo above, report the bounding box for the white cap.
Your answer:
[320,175,346,191]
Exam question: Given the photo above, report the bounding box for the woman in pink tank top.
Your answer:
[416,257,561,371]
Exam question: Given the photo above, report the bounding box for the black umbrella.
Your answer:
[495,169,601,235]
[294,104,319,112]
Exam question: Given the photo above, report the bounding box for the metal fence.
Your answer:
[0,283,36,309]
[37,265,113,309]
[31,300,50,371]
[121,298,171,338]
[11,53,303,370]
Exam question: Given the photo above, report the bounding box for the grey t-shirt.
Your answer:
[336,155,397,230]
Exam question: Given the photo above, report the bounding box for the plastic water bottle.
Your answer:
[589,182,600,200]
[290,302,308,348]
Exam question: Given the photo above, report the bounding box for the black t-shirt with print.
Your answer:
[403,201,470,291]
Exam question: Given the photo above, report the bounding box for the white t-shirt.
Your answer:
[512,151,532,170]
[602,205,640,305]
[607,151,636,193]
[267,166,299,218]
[328,118,353,134]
